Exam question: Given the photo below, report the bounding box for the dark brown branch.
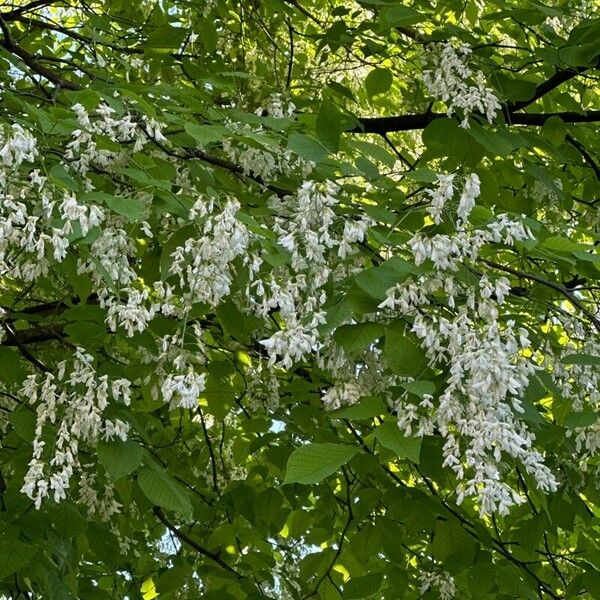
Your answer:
[353,110,600,134]
[345,419,560,597]
[0,15,82,90]
[145,131,291,197]
[301,473,354,599]
[511,110,600,126]
[0,0,60,20]
[197,408,220,494]
[483,259,600,333]
[382,133,414,169]
[286,19,294,89]
[1,322,49,372]
[505,63,593,113]
[153,506,243,578]
[566,134,600,181]
[354,55,600,134]
[280,0,323,25]
[3,14,90,43]
[1,324,65,346]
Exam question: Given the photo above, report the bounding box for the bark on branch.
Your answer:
[354,59,600,134]
[0,15,82,90]
[354,110,600,133]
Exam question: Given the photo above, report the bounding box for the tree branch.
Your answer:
[353,57,600,134]
[0,324,65,346]
[505,65,591,113]
[483,259,600,333]
[1,322,49,372]
[0,15,82,90]
[0,0,61,20]
[153,506,243,578]
[353,110,600,134]
[566,133,600,181]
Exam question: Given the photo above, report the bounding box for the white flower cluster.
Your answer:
[195,413,248,488]
[66,102,165,182]
[419,570,456,600]
[245,364,281,412]
[321,381,362,410]
[320,344,395,411]
[408,212,533,273]
[255,93,296,119]
[170,198,251,310]
[20,349,132,509]
[0,102,381,513]
[425,172,480,225]
[0,105,160,344]
[377,173,557,514]
[422,42,502,128]
[79,470,123,522]
[161,370,207,409]
[543,0,596,34]
[410,313,557,515]
[222,119,314,183]
[144,329,208,410]
[549,326,600,462]
[276,180,340,272]
[258,181,371,368]
[0,124,38,167]
[0,126,63,283]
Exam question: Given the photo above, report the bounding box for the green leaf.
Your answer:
[490,72,537,102]
[52,502,87,538]
[0,541,37,580]
[379,6,422,27]
[401,380,435,398]
[332,396,387,419]
[0,347,25,385]
[422,118,484,166]
[111,199,146,223]
[286,132,329,162]
[374,422,421,463]
[50,164,79,191]
[564,410,598,428]
[216,300,262,343]
[144,25,187,54]
[542,116,566,146]
[431,519,477,567]
[327,80,355,101]
[467,124,524,155]
[137,467,193,518]
[334,322,385,354]
[284,443,358,484]
[96,194,146,222]
[356,156,379,180]
[184,123,227,147]
[563,353,600,366]
[344,573,383,599]
[98,439,143,481]
[316,100,343,152]
[8,410,37,442]
[350,139,396,167]
[540,236,584,253]
[558,40,600,68]
[365,68,393,100]
[384,321,428,377]
[353,257,417,299]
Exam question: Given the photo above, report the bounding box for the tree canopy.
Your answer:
[1,0,600,598]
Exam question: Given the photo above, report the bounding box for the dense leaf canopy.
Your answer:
[1,0,600,598]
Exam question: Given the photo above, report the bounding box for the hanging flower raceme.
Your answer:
[320,171,556,515]
[20,349,132,509]
[0,124,38,167]
[422,42,502,128]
